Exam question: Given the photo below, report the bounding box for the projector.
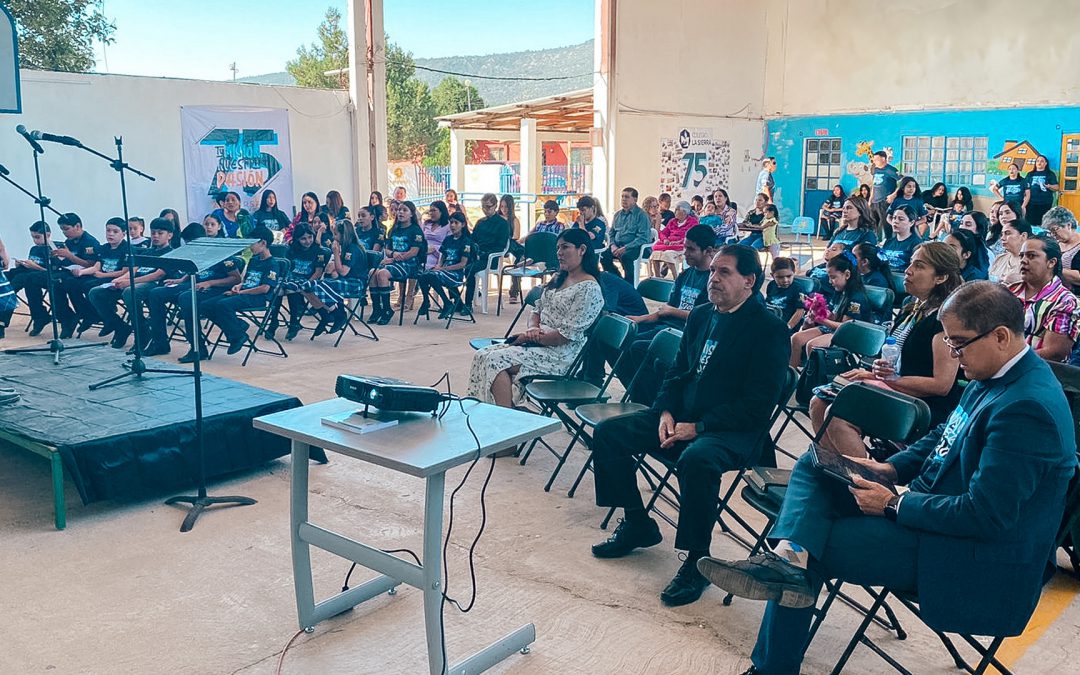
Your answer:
[336,375,444,414]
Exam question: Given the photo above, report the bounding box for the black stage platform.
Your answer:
[0,346,320,526]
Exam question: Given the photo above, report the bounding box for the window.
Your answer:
[803,137,843,191]
[901,135,988,188]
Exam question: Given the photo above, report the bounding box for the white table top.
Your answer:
[253,397,561,478]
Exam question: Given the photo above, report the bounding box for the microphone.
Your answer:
[0,163,9,176]
[15,124,45,153]
[29,128,82,147]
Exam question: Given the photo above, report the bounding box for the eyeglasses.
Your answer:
[941,328,997,356]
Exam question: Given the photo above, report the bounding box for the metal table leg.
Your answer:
[290,439,317,631]
[51,452,66,531]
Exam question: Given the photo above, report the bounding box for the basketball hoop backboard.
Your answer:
[0,3,21,114]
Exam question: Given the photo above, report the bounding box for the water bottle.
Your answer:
[880,337,900,381]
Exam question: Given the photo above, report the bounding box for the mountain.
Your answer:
[236,40,593,107]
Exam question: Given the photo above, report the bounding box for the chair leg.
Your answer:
[830,587,889,675]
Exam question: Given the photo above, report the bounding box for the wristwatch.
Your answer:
[695,421,706,435]
[883,495,900,522]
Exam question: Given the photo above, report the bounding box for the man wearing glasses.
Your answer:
[697,281,1077,675]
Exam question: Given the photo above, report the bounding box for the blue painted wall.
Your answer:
[765,106,1080,221]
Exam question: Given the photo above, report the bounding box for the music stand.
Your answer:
[142,238,260,532]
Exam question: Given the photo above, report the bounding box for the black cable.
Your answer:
[385,58,592,82]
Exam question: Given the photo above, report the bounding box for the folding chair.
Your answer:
[890,271,909,311]
[312,250,381,346]
[413,275,476,330]
[209,257,292,365]
[636,277,675,303]
[730,384,931,644]
[572,328,684,507]
[497,232,558,316]
[520,314,637,492]
[774,320,887,456]
[787,216,818,267]
[864,285,896,326]
[469,285,543,351]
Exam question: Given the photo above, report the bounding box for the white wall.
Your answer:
[765,0,1080,115]
[0,71,354,251]
[595,0,769,211]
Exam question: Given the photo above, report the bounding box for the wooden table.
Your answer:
[254,397,561,675]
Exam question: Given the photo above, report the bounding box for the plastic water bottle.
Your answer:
[880,337,900,380]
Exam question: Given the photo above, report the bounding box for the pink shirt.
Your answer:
[653,215,699,252]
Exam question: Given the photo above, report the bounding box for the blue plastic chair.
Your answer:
[788,216,818,267]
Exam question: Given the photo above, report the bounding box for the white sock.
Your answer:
[772,540,809,569]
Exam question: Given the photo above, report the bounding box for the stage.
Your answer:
[0,344,318,529]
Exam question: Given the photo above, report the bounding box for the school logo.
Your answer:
[849,302,861,315]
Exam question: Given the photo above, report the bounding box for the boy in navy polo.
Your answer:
[62,217,129,337]
[49,213,101,338]
[6,221,54,335]
[197,227,278,359]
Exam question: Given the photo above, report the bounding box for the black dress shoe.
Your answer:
[697,552,816,609]
[59,321,77,339]
[227,332,248,355]
[285,324,300,341]
[142,342,171,357]
[77,319,95,335]
[28,322,45,337]
[110,324,132,349]
[177,349,209,364]
[591,517,663,559]
[97,323,115,338]
[661,556,711,607]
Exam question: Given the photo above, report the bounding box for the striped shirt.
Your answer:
[1008,277,1080,356]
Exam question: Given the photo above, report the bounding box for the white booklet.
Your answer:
[321,410,400,435]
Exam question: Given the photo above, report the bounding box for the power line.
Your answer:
[384,59,592,82]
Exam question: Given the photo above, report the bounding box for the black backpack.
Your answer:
[795,346,858,407]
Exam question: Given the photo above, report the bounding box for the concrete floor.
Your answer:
[1,290,1078,675]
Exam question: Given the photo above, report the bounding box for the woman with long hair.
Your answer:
[467,228,605,408]
[880,205,923,270]
[987,201,1006,257]
[988,203,1030,284]
[325,190,349,221]
[302,218,369,336]
[945,229,989,281]
[369,200,426,324]
[1022,154,1060,227]
[268,222,329,341]
[828,195,878,248]
[368,191,386,226]
[212,191,251,238]
[958,211,992,271]
[285,191,321,242]
[819,185,846,240]
[250,190,292,234]
[810,241,964,455]
[499,194,522,242]
[887,176,927,233]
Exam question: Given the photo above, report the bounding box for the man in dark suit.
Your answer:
[589,244,791,606]
[699,281,1077,675]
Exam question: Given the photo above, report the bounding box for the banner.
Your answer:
[180,106,294,222]
[659,127,731,201]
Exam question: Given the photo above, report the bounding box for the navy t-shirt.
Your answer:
[582,218,606,246]
[356,225,384,252]
[438,233,474,268]
[887,196,927,220]
[28,244,50,266]
[830,289,872,322]
[830,228,878,249]
[250,209,291,232]
[871,164,900,203]
[241,255,278,293]
[134,244,179,279]
[196,255,243,282]
[340,244,368,279]
[598,271,648,317]
[668,267,710,316]
[1026,170,1058,205]
[288,244,330,279]
[387,223,426,256]
[96,242,130,274]
[880,233,922,270]
[997,177,1026,202]
[764,281,802,323]
[60,232,101,267]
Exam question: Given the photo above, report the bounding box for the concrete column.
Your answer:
[449,127,466,192]
[346,0,372,210]
[518,117,539,233]
[592,0,617,213]
[347,0,388,199]
[367,0,388,195]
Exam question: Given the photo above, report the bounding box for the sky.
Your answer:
[91,0,594,82]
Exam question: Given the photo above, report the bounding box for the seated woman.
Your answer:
[369,201,426,325]
[738,192,770,249]
[354,206,385,253]
[828,195,878,249]
[809,242,964,456]
[920,181,950,237]
[988,203,1030,284]
[944,229,989,282]
[789,252,872,367]
[931,186,973,240]
[879,205,923,271]
[706,188,738,242]
[818,185,845,240]
[301,219,369,335]
[417,212,474,319]
[268,223,329,341]
[467,228,605,408]
[411,200,452,309]
[886,177,927,233]
[648,200,698,278]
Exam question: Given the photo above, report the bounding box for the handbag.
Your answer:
[796,345,857,407]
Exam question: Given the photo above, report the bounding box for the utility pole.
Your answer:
[465,79,472,111]
[229,62,238,81]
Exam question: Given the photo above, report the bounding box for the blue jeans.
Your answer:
[750,452,918,674]
[742,232,765,250]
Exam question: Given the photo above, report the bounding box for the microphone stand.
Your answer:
[83,137,184,390]
[3,144,103,364]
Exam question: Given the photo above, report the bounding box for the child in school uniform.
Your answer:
[302,218,370,335]
[368,201,426,325]
[199,227,278,358]
[764,256,805,332]
[127,217,151,248]
[267,223,329,342]
[789,251,872,366]
[49,212,101,338]
[355,206,385,253]
[417,212,474,320]
[760,203,781,260]
[89,217,178,348]
[5,221,54,335]
[65,217,130,336]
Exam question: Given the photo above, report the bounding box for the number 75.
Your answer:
[681,152,707,189]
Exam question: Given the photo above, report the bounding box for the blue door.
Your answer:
[802,137,843,220]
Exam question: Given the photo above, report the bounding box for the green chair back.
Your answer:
[791,276,819,296]
[825,382,931,445]
[591,313,637,353]
[864,285,895,316]
[637,277,676,303]
[522,232,559,268]
[831,320,887,359]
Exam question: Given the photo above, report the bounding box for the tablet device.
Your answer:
[809,442,897,494]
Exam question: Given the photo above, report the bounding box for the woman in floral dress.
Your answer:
[468,228,605,407]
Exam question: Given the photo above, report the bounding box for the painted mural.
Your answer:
[764,106,1080,222]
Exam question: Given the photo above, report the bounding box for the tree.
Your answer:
[8,0,115,72]
[425,77,485,166]
[286,7,348,89]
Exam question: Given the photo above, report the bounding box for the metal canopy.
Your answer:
[436,88,593,133]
